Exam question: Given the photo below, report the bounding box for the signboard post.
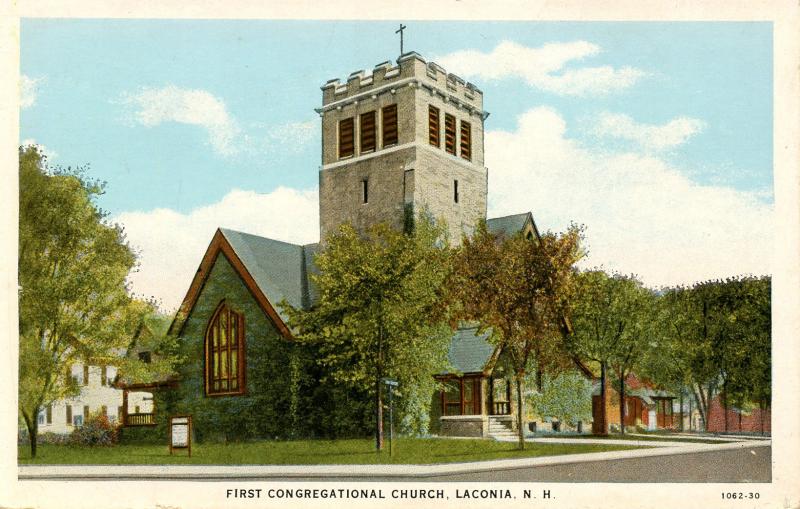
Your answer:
[382,379,399,457]
[169,415,192,456]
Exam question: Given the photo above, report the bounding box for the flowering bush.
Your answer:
[70,411,119,446]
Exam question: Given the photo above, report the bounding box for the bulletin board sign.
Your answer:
[169,415,192,456]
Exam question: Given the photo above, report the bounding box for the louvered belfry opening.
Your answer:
[338,117,355,158]
[360,111,376,153]
[382,104,398,147]
[460,121,471,161]
[444,113,456,155]
[428,105,440,147]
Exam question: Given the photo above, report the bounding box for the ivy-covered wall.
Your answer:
[149,253,376,443]
[165,253,315,442]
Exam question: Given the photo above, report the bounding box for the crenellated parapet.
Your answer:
[318,52,486,119]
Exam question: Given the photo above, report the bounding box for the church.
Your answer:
[160,51,569,441]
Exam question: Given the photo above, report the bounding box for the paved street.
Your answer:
[413,446,771,482]
[229,446,771,483]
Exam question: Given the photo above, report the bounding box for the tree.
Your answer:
[282,215,453,450]
[567,270,653,435]
[18,146,146,457]
[654,276,771,431]
[451,222,582,449]
[527,369,593,429]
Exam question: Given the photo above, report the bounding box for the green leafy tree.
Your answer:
[282,215,453,450]
[654,276,770,431]
[567,270,654,435]
[451,222,583,449]
[18,146,146,457]
[527,369,593,428]
[114,306,183,386]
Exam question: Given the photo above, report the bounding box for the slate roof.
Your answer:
[486,212,538,238]
[446,327,496,374]
[220,229,318,321]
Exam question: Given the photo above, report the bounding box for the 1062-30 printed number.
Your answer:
[722,492,760,500]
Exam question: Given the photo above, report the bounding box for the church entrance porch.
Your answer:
[436,374,517,438]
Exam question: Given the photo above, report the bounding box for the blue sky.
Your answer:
[20,20,774,309]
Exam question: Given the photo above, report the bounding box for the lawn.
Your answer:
[18,438,647,465]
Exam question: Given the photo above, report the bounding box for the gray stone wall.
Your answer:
[413,148,487,245]
[440,416,488,438]
[319,147,416,242]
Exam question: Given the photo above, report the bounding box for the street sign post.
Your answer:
[382,379,399,457]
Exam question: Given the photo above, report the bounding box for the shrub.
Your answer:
[70,411,119,446]
[39,432,71,445]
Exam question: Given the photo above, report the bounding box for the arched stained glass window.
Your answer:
[205,301,245,396]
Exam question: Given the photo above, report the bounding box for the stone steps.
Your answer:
[487,416,516,440]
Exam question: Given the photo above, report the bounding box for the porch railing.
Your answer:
[492,402,510,415]
[125,413,156,426]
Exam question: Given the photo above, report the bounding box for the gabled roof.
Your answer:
[487,212,540,239]
[168,228,319,338]
[141,314,171,339]
[220,229,317,320]
[445,326,497,374]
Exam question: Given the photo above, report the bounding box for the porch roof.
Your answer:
[445,326,496,374]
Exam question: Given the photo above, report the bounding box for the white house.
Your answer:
[36,363,153,434]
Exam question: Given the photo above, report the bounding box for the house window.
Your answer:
[360,111,376,153]
[83,365,89,385]
[428,105,440,147]
[443,379,461,416]
[83,405,90,420]
[454,180,459,203]
[460,121,471,161]
[382,104,398,147]
[101,365,107,386]
[338,117,355,158]
[46,404,52,424]
[73,415,83,427]
[205,301,246,396]
[138,351,152,363]
[362,179,369,204]
[66,405,72,425]
[444,113,456,155]
[441,376,480,416]
[135,405,140,414]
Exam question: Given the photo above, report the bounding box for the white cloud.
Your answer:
[20,74,43,109]
[258,119,319,155]
[486,107,772,287]
[20,139,58,160]
[115,187,319,311]
[436,41,646,96]
[591,112,706,152]
[122,85,241,155]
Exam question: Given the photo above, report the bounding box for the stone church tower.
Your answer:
[317,52,489,244]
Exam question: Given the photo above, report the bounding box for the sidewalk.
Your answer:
[18,438,770,480]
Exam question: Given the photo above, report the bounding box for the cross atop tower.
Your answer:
[395,24,407,55]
